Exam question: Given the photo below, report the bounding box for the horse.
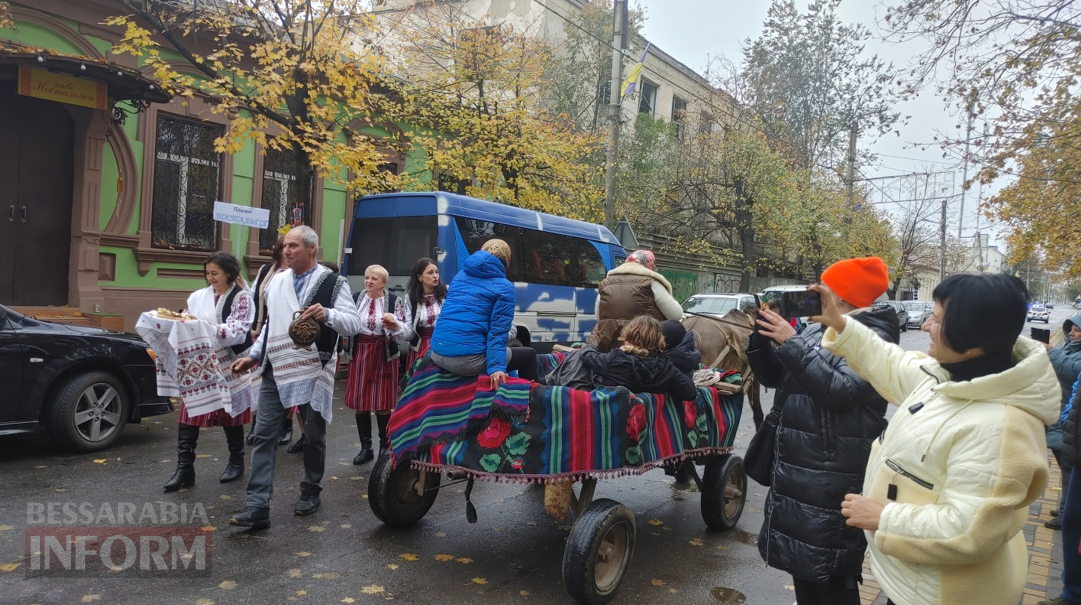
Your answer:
[682,309,764,430]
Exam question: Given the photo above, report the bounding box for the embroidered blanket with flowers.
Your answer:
[396,372,744,483]
[387,357,533,460]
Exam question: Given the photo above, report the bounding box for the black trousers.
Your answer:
[793,575,861,605]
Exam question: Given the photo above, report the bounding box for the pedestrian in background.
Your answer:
[747,257,898,605]
[1044,314,1081,529]
[589,249,683,352]
[817,273,1059,605]
[246,236,293,448]
[1039,375,1081,605]
[403,257,446,379]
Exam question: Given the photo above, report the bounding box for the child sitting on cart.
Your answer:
[549,316,697,401]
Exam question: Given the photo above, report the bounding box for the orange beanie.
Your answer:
[820,257,889,309]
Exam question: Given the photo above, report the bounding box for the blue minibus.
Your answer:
[343,192,626,350]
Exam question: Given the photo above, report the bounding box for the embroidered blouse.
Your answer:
[415,294,443,329]
[357,293,413,343]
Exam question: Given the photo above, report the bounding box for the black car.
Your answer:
[0,305,172,452]
[873,301,910,332]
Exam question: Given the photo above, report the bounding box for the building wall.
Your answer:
[2,0,424,330]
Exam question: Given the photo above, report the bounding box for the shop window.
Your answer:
[151,116,223,251]
[259,147,303,254]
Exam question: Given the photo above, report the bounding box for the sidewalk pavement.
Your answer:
[859,452,1067,605]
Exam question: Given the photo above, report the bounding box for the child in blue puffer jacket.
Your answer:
[430,239,537,386]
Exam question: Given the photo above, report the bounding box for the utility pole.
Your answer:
[975,122,987,271]
[940,192,948,283]
[603,0,628,231]
[845,120,858,205]
[958,102,974,240]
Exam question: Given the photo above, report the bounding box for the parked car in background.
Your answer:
[903,301,930,329]
[1028,305,1051,324]
[682,293,757,316]
[1047,303,1055,309]
[873,301,910,332]
[0,305,172,453]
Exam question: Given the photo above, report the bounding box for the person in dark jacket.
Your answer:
[1040,375,1081,605]
[661,320,701,378]
[1043,314,1081,529]
[430,239,537,385]
[747,257,897,605]
[573,316,696,400]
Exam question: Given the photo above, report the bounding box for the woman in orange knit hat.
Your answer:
[746,256,899,605]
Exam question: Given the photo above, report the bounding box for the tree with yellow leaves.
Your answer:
[104,0,395,223]
[377,2,605,220]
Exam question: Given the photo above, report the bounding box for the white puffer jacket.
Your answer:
[822,319,1060,605]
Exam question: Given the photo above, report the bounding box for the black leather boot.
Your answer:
[220,425,245,483]
[278,414,293,446]
[164,424,198,492]
[245,414,256,445]
[376,413,391,458]
[353,413,374,465]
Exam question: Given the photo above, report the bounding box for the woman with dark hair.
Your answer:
[164,251,257,492]
[811,273,1060,605]
[246,236,294,447]
[403,258,447,375]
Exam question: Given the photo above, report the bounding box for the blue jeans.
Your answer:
[1062,462,1081,604]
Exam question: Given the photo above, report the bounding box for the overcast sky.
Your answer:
[637,0,1001,248]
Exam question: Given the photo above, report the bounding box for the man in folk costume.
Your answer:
[228,226,362,528]
[589,249,683,352]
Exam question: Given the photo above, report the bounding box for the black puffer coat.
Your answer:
[746,307,899,584]
[665,331,701,378]
[1066,385,1080,467]
[579,346,697,400]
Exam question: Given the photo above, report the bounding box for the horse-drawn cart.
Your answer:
[371,354,748,605]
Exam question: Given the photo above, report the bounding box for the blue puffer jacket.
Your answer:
[430,251,516,374]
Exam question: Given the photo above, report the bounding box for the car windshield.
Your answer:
[683,296,739,315]
[904,303,923,312]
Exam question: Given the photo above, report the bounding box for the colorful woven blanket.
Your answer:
[387,358,533,459]
[535,351,568,381]
[397,375,744,483]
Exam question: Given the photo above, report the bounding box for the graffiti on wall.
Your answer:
[708,274,742,294]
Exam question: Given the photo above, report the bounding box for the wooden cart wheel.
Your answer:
[562,498,636,605]
[701,455,746,531]
[367,453,439,527]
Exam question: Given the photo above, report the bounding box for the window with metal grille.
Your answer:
[259,147,302,255]
[151,116,223,251]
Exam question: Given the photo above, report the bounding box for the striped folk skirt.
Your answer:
[178,406,251,427]
[345,335,399,412]
[405,327,435,375]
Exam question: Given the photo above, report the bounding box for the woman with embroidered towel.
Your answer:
[402,257,446,378]
[345,265,413,465]
[163,252,257,492]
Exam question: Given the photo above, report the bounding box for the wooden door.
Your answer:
[0,90,75,306]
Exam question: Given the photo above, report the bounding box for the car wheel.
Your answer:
[45,371,129,453]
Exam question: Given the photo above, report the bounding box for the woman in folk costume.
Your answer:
[345,265,413,465]
[246,236,295,448]
[402,257,446,377]
[164,252,257,492]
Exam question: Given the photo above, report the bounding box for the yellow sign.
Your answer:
[18,65,107,110]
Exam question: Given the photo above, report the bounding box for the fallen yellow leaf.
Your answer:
[400,553,419,561]
[92,459,107,464]
[200,526,215,532]
[651,579,665,587]
[361,585,385,595]
[321,572,341,579]
[296,590,307,596]
[647,519,663,526]
[456,557,473,564]
[689,538,704,546]
[0,562,22,572]
[340,524,351,529]
[784,584,795,590]
[520,590,529,596]
[307,526,326,533]
[0,525,11,531]
[286,568,303,578]
[669,588,678,594]
[387,564,399,570]
[436,532,447,537]
[471,577,487,585]
[297,551,311,557]
[219,580,238,590]
[434,554,454,562]
[194,600,213,605]
[716,545,727,551]
[219,494,231,500]
[196,454,211,458]
[342,599,356,604]
[81,596,101,603]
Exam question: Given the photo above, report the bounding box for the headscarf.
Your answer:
[626,249,656,271]
[481,239,512,268]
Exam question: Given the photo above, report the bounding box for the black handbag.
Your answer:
[744,407,780,486]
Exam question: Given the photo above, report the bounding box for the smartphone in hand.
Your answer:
[777,290,822,320]
[1031,327,1051,344]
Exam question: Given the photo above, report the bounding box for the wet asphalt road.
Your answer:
[0,310,1044,605]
